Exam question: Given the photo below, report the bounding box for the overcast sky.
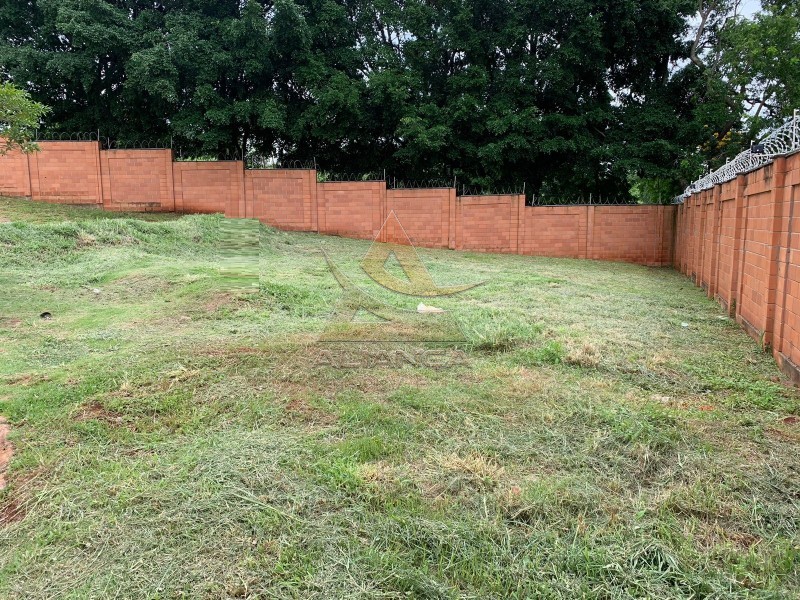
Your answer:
[740,0,761,18]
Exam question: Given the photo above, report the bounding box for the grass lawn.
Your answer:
[0,196,798,598]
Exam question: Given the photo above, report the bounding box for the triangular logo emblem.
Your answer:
[320,211,482,342]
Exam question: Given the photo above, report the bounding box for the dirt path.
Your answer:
[0,417,12,490]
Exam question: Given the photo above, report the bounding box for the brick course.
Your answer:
[0,150,30,197]
[101,149,174,212]
[173,161,241,215]
[28,141,101,204]
[386,188,453,248]
[318,181,383,240]
[457,195,520,253]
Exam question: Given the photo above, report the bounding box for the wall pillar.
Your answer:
[448,190,457,250]
[707,184,722,298]
[763,157,788,348]
[585,205,595,259]
[727,175,747,316]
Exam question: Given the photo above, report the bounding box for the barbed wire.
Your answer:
[246,155,316,170]
[101,138,171,150]
[34,131,100,141]
[527,195,660,206]
[459,185,524,196]
[317,171,384,182]
[387,177,455,189]
[674,110,800,204]
[39,122,790,204]
[174,148,245,162]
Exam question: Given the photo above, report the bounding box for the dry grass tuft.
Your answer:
[565,341,601,367]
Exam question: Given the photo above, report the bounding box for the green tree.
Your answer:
[2,0,762,197]
[719,1,800,138]
[679,0,800,178]
[0,82,49,154]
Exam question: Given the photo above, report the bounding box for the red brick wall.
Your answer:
[520,206,588,258]
[100,149,175,212]
[675,153,800,384]
[386,188,454,248]
[676,195,704,283]
[0,143,675,267]
[456,195,520,253]
[173,161,241,215]
[738,188,774,336]
[0,149,30,197]
[700,189,718,292]
[517,204,674,265]
[318,181,384,240]
[29,141,101,204]
[775,155,800,374]
[592,205,673,265]
[713,178,741,313]
[245,169,315,230]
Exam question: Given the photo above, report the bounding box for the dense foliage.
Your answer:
[0,0,797,197]
[0,82,49,154]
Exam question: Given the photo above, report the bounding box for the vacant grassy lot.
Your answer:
[0,197,798,599]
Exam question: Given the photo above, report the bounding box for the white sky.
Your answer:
[740,0,761,18]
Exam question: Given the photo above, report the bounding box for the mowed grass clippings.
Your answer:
[0,196,798,599]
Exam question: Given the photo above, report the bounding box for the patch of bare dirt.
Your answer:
[0,417,12,491]
[0,497,25,525]
[203,292,236,313]
[281,396,337,427]
[73,401,129,429]
[4,373,49,387]
[0,317,22,329]
[765,427,800,442]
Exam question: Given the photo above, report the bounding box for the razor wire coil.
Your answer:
[673,111,800,204]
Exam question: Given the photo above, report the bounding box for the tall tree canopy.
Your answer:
[682,1,800,173]
[0,0,796,197]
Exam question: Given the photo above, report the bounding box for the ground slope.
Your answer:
[0,197,798,598]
